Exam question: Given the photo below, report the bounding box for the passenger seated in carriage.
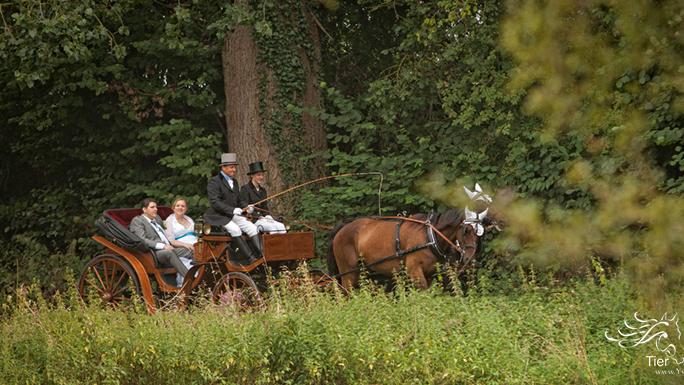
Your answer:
[240,161,286,234]
[129,198,191,286]
[164,197,197,286]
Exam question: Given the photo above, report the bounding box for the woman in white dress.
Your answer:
[164,197,197,286]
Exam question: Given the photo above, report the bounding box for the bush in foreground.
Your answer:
[0,275,670,384]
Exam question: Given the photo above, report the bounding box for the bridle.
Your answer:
[453,221,479,266]
[459,223,479,252]
[332,212,483,279]
[433,217,478,265]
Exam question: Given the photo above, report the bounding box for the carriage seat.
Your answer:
[105,207,173,228]
[101,207,177,274]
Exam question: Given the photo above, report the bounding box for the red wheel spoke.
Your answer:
[84,276,106,295]
[91,266,107,290]
[111,294,126,303]
[109,261,119,290]
[211,273,260,309]
[102,261,114,291]
[110,279,131,298]
[110,270,128,294]
[79,254,142,310]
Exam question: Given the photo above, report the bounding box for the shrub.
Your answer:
[1,274,667,384]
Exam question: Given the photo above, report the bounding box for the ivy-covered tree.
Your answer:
[213,0,332,212]
[0,0,337,291]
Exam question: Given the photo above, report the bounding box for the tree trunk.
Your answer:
[301,4,327,178]
[222,1,326,214]
[222,21,284,194]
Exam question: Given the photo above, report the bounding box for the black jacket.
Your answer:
[239,181,268,217]
[203,173,246,226]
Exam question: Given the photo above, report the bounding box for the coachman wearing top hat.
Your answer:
[240,161,286,234]
[240,162,268,215]
[203,153,261,265]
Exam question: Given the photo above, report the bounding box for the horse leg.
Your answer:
[340,272,359,292]
[334,242,360,292]
[406,264,429,289]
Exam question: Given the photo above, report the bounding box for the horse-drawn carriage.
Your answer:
[79,182,495,313]
[78,207,331,314]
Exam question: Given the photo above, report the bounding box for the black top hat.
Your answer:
[247,161,266,175]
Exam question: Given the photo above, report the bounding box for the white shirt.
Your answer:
[220,171,234,189]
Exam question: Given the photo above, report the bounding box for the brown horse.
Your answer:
[327,209,481,291]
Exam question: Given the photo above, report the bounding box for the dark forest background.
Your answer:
[1,0,682,307]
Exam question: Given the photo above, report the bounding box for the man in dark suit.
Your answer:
[240,161,286,233]
[129,198,191,285]
[204,153,261,264]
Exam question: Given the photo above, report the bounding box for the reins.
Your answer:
[241,172,383,231]
[251,206,333,231]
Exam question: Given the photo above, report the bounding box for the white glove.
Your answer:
[246,205,255,214]
[233,208,243,216]
[265,215,273,220]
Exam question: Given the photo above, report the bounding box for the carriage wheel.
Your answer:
[78,254,142,308]
[212,272,262,308]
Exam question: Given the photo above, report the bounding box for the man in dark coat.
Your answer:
[203,153,261,264]
[240,161,286,233]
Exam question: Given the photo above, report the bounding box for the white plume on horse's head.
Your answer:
[463,183,493,204]
[464,206,485,236]
[605,312,681,357]
[464,207,477,221]
[463,185,478,200]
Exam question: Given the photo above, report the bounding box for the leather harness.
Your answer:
[334,213,475,279]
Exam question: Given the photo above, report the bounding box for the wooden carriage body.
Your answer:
[80,207,318,313]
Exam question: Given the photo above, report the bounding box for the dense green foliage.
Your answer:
[497,0,684,308]
[3,275,671,385]
[1,1,682,305]
[2,2,682,383]
[308,1,585,221]
[1,0,225,292]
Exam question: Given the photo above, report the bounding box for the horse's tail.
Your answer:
[326,222,348,280]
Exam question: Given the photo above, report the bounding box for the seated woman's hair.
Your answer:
[172,197,187,207]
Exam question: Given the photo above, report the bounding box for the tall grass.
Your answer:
[0,273,672,385]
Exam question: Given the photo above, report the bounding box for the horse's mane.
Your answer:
[435,209,465,231]
[412,209,464,231]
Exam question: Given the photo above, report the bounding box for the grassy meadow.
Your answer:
[1,270,676,385]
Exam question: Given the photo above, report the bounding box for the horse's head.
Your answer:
[434,208,481,263]
[463,182,503,232]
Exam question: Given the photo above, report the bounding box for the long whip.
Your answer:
[244,172,385,216]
